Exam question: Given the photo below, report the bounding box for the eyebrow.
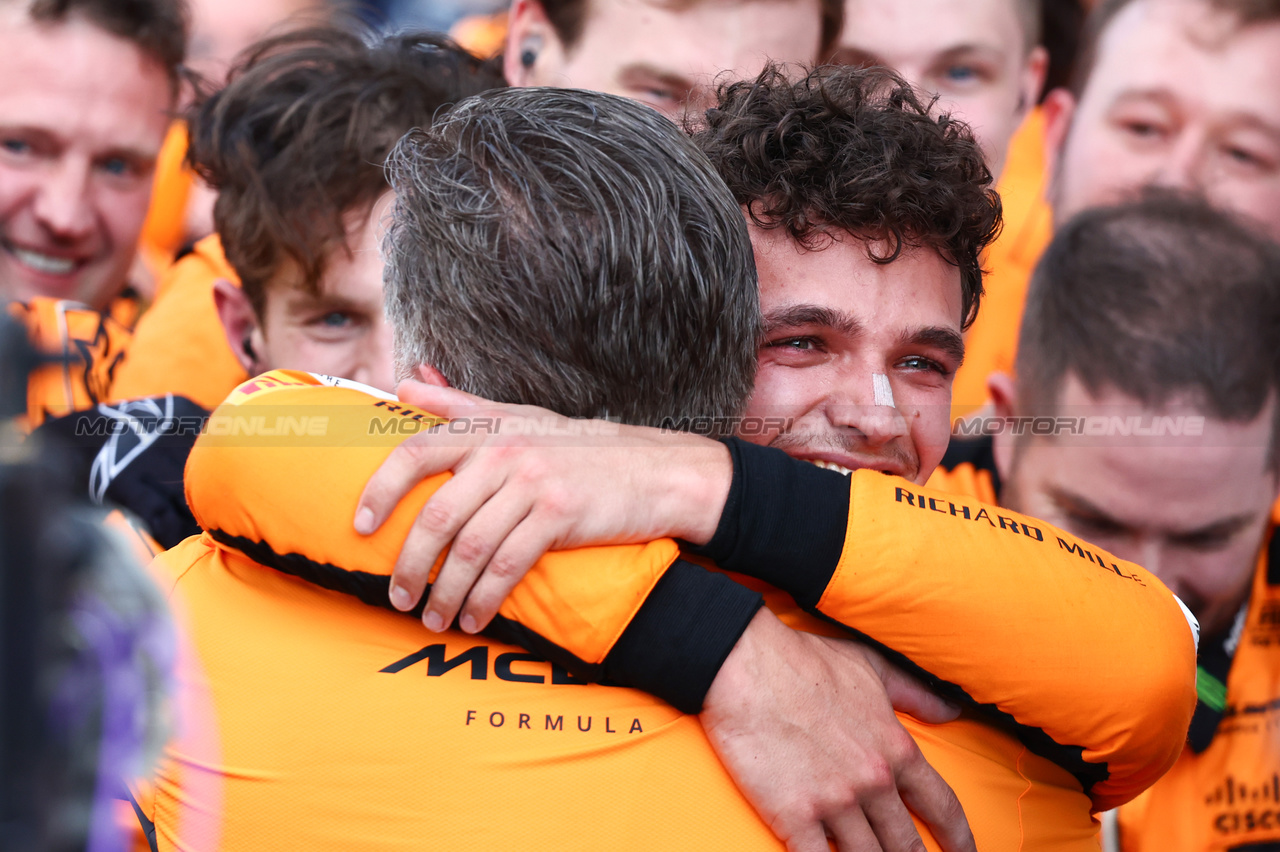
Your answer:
[1047,485,1256,540]
[831,42,1001,67]
[763,304,863,336]
[617,63,695,99]
[900,326,966,366]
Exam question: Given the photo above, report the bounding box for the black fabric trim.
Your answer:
[605,559,763,713]
[126,787,158,852]
[208,531,760,713]
[938,434,1002,500]
[1267,526,1279,586]
[684,438,848,608]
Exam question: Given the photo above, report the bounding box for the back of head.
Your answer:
[385,87,759,429]
[18,0,189,93]
[1017,193,1280,449]
[1071,0,1280,95]
[188,23,504,316]
[690,64,1001,330]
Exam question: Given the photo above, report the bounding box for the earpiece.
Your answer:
[520,47,537,69]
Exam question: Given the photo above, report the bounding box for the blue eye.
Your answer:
[900,355,946,374]
[319,312,351,328]
[1,138,31,156]
[99,157,135,177]
[944,66,977,83]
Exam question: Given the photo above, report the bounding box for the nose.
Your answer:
[826,367,910,447]
[1150,132,1208,193]
[33,159,95,240]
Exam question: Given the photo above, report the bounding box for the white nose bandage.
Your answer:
[873,373,895,407]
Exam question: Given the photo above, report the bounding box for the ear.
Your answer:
[987,371,1018,481]
[1040,87,1076,198]
[503,0,566,86]
[1014,45,1049,125]
[213,278,266,375]
[414,364,452,388]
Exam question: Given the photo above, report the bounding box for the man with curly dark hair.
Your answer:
[691,64,999,482]
[353,64,1195,851]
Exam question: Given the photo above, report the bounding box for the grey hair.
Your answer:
[383,87,759,430]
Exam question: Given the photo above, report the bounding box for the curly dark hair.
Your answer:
[690,64,1002,330]
[187,23,504,317]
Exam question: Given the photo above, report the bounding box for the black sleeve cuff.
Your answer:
[683,437,849,608]
[602,558,763,714]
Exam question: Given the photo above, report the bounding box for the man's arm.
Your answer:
[189,371,975,852]
[360,381,1198,811]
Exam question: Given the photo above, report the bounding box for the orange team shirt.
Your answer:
[135,122,196,287]
[950,108,1055,420]
[108,235,249,411]
[1117,534,1280,852]
[143,371,1197,850]
[9,297,132,429]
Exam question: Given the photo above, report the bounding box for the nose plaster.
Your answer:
[873,373,895,408]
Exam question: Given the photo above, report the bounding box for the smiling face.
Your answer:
[1047,0,1280,236]
[833,0,1045,177]
[218,197,396,393]
[505,0,823,120]
[0,12,172,308]
[740,225,964,484]
[996,374,1280,638]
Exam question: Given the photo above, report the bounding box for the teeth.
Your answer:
[809,459,854,476]
[12,247,76,275]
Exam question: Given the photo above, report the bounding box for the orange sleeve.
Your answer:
[10,298,131,429]
[184,372,685,673]
[817,471,1198,811]
[109,235,249,411]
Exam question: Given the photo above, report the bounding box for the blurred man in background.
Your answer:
[956,194,1280,851]
[500,0,840,118]
[0,0,187,427]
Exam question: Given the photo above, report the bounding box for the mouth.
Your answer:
[801,455,904,478]
[2,238,84,277]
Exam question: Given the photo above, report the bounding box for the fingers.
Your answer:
[457,522,559,632]
[387,462,503,614]
[356,436,471,537]
[779,819,851,852]
[862,786,927,852]
[422,489,533,631]
[395,379,490,417]
[822,810,884,852]
[871,651,961,726]
[897,751,975,852]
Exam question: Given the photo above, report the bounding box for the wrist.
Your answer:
[653,433,732,545]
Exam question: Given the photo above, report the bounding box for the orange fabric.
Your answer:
[951,109,1055,419]
[871,466,1198,811]
[109,235,249,411]
[449,11,508,58]
[140,371,1197,848]
[1117,539,1280,851]
[10,297,132,429]
[136,122,196,286]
